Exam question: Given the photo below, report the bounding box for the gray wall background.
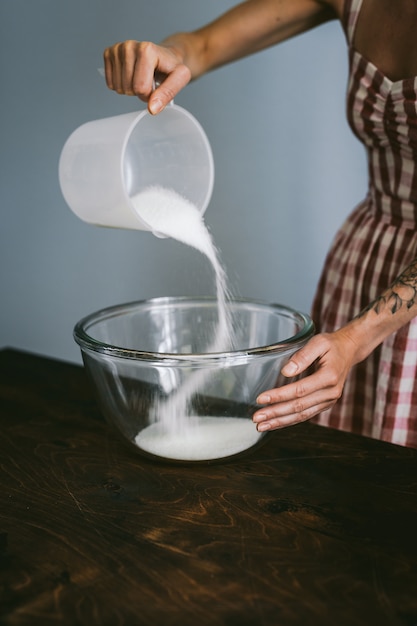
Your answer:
[0,1,367,364]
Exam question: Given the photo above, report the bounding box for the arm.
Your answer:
[253,258,417,431]
[103,0,336,113]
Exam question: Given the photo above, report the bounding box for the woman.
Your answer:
[104,0,417,448]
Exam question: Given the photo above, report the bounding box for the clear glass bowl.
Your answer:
[74,297,314,463]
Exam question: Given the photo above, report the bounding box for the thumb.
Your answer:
[281,336,323,378]
[148,65,191,114]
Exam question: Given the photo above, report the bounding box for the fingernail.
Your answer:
[149,98,163,115]
[257,394,271,404]
[283,361,298,376]
[257,421,271,432]
[253,412,266,423]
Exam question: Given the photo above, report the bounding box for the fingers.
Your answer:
[252,333,351,433]
[254,392,335,431]
[103,40,191,113]
[104,40,156,97]
[253,372,341,431]
[254,401,330,431]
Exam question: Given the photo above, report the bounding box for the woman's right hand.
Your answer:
[103,40,192,114]
[103,1,335,115]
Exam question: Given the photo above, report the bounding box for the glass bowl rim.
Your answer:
[73,296,315,363]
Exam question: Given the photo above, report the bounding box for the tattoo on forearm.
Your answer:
[357,259,417,318]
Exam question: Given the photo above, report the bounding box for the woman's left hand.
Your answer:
[253,329,360,431]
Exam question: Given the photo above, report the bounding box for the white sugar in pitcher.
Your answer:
[58,103,214,232]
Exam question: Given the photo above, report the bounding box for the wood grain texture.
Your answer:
[0,348,416,626]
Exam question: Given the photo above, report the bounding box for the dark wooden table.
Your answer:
[1,348,417,626]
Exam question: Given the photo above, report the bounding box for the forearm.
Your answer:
[339,257,417,365]
[161,0,336,80]
[104,0,336,110]
[252,257,417,431]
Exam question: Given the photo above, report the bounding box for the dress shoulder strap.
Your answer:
[342,0,364,44]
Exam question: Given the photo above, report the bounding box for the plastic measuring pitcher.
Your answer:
[58,103,214,232]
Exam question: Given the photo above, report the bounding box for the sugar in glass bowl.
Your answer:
[74,297,314,463]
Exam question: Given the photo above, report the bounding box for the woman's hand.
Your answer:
[103,40,192,114]
[103,1,335,115]
[253,254,417,433]
[253,329,361,431]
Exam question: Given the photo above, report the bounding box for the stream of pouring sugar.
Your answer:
[130,186,262,461]
[131,185,235,356]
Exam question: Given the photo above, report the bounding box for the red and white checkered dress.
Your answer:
[311,0,417,447]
